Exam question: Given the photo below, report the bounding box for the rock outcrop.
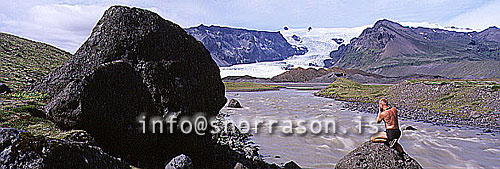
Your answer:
[403,125,418,131]
[165,154,193,169]
[33,5,227,168]
[227,99,243,108]
[283,161,301,169]
[0,128,129,169]
[185,25,307,67]
[336,141,422,169]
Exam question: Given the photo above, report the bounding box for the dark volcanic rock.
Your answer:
[165,154,192,169]
[33,5,226,168]
[336,141,422,169]
[0,82,11,93]
[233,162,247,169]
[283,161,301,169]
[228,99,243,108]
[331,38,344,45]
[0,128,129,169]
[291,35,301,42]
[185,25,307,67]
[403,125,418,131]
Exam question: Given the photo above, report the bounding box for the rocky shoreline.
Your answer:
[337,93,499,134]
[315,78,500,134]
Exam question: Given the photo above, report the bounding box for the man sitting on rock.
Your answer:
[370,99,404,154]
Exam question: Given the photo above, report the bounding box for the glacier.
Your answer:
[219,22,479,78]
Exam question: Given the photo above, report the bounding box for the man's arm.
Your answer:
[376,111,385,123]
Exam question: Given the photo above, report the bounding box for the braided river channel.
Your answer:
[222,84,500,168]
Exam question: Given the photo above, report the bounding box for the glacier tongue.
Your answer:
[220,26,367,78]
[220,21,475,78]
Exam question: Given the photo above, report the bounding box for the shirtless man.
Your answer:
[370,99,404,154]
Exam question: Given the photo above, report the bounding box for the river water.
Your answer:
[222,85,500,168]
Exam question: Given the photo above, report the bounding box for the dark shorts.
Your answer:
[386,129,401,141]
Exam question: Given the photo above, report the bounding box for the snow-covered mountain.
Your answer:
[220,26,367,78]
[219,21,480,78]
[185,25,307,67]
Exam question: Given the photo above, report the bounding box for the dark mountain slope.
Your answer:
[325,19,500,78]
[185,25,307,67]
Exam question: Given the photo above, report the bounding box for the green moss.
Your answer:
[492,85,500,92]
[0,33,70,90]
[10,105,37,113]
[224,82,284,92]
[316,78,389,103]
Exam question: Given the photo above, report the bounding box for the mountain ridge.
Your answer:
[325,19,500,79]
[185,24,307,67]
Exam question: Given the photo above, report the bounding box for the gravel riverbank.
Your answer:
[316,79,500,133]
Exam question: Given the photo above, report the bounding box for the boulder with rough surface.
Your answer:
[283,161,301,169]
[228,99,243,108]
[32,5,226,168]
[165,154,192,169]
[403,125,417,131]
[0,128,129,169]
[335,141,422,169]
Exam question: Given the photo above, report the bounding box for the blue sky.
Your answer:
[1,0,499,53]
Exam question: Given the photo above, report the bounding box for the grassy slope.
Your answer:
[316,78,500,126]
[0,32,71,138]
[0,33,71,89]
[314,78,388,103]
[224,82,284,92]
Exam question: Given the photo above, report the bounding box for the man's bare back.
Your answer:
[377,107,399,130]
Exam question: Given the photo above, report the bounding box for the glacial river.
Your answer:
[222,84,500,168]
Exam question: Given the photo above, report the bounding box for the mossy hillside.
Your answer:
[0,92,66,138]
[315,78,388,103]
[224,82,284,92]
[0,32,71,90]
[0,32,71,138]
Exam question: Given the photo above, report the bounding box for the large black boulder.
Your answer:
[33,5,226,168]
[0,128,129,169]
[336,141,422,169]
